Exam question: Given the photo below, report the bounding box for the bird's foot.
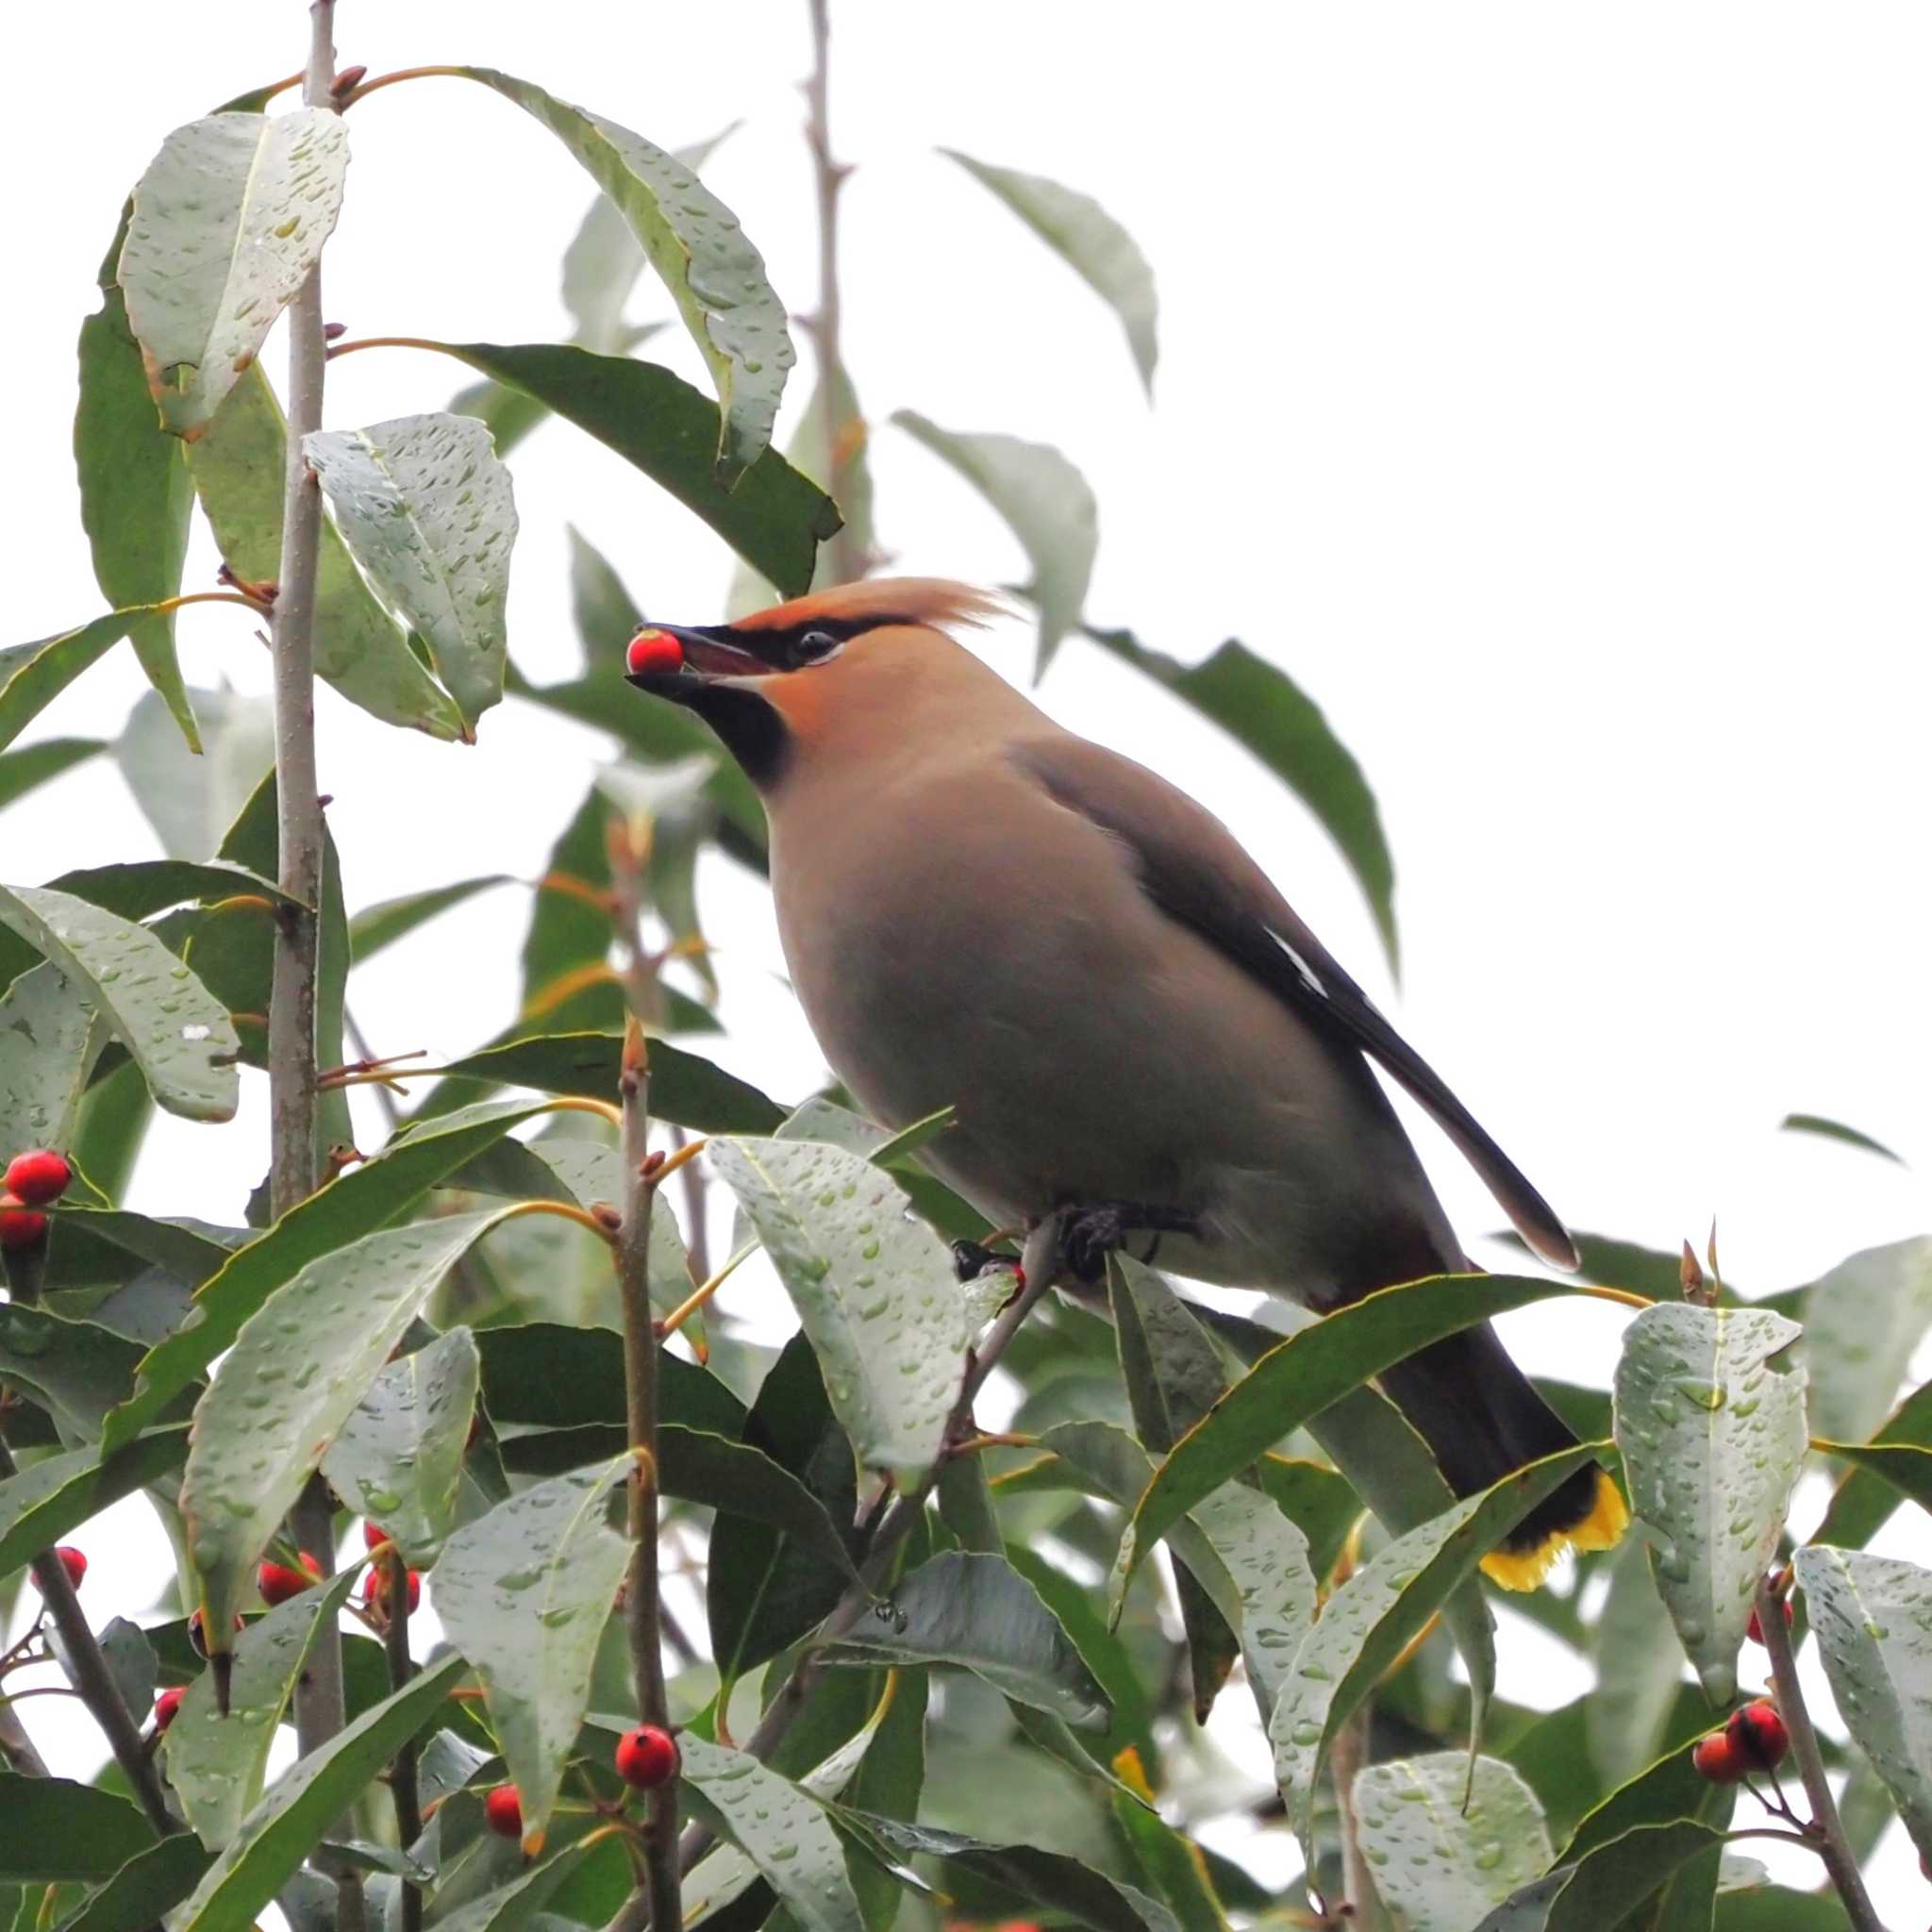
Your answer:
[1057,1201,1202,1283]
[950,1238,1012,1284]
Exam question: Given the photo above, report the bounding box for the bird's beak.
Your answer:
[624,623,775,692]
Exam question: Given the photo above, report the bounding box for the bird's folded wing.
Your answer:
[1009,733,1579,1272]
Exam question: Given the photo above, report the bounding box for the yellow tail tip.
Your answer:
[1479,1470,1630,1592]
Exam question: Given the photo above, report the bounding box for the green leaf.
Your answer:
[0,1304,152,1437]
[845,1814,1181,1932]
[0,961,102,1156]
[51,1835,211,1932]
[941,151,1157,393]
[166,1566,363,1848]
[1611,1302,1807,1703]
[1586,1536,1688,1790]
[0,883,238,1121]
[320,1327,480,1562]
[0,614,136,756]
[0,1429,187,1582]
[349,876,515,961]
[892,410,1095,678]
[475,1321,743,1438]
[1779,1112,1904,1163]
[1559,1735,1723,1866]
[709,1136,968,1475]
[1801,1236,1932,1446]
[306,414,518,730]
[1817,1441,1932,1524]
[431,1031,783,1132]
[190,367,467,739]
[820,1549,1111,1731]
[1793,1545,1932,1863]
[0,739,105,811]
[439,343,837,595]
[1107,1757,1222,1932]
[435,1456,633,1851]
[0,1776,155,1880]
[1353,1753,1551,1931]
[120,110,347,438]
[1086,625,1399,975]
[114,686,273,860]
[1475,1822,1731,1931]
[1268,1442,1605,1857]
[103,1097,555,1452]
[1180,1479,1316,1726]
[456,73,792,478]
[180,1209,521,1640]
[1113,1273,1578,1608]
[172,1653,465,1932]
[75,246,196,747]
[679,1735,865,1932]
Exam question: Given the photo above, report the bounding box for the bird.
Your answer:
[625,576,1626,1589]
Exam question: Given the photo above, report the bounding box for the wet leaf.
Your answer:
[679,1734,865,1932]
[114,686,273,860]
[0,1775,156,1880]
[0,883,238,1122]
[458,73,792,477]
[1268,1443,1604,1857]
[0,613,138,756]
[190,367,466,739]
[1801,1236,1932,1446]
[120,110,347,438]
[181,1210,516,1641]
[476,1321,743,1438]
[348,876,516,961]
[438,343,837,595]
[0,961,103,1155]
[1474,1820,1729,1931]
[941,150,1157,392]
[1352,1753,1551,1931]
[166,1566,362,1848]
[820,1550,1111,1731]
[1182,1479,1315,1727]
[172,1653,464,1932]
[1793,1545,1932,1862]
[1113,1273,1576,1610]
[320,1327,480,1563]
[434,1456,633,1852]
[0,1428,187,1583]
[892,410,1095,678]
[709,1136,967,1475]
[307,414,518,730]
[1586,1535,1686,1789]
[1611,1302,1807,1703]
[1086,624,1398,974]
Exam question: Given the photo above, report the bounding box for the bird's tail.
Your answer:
[1376,1323,1628,1591]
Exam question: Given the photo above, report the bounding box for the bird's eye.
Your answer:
[792,628,842,665]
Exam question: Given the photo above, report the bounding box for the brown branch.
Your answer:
[381,1547,423,1932]
[1330,1702,1387,1931]
[1753,1574,1886,1931]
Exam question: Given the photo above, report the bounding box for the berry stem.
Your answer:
[1751,1574,1884,1930]
[0,1438,175,1831]
[382,1546,424,1932]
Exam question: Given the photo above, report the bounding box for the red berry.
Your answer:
[1726,1700,1790,1770]
[363,1563,421,1617]
[625,629,684,678]
[6,1151,72,1207]
[363,1520,391,1553]
[1745,1597,1794,1646]
[258,1556,322,1607]
[483,1784,523,1839]
[1692,1731,1747,1784]
[154,1686,186,1731]
[36,1546,87,1592]
[0,1207,48,1250]
[614,1724,679,1790]
[189,1608,245,1656]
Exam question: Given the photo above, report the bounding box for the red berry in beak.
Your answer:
[625,629,683,677]
[613,1724,679,1790]
[6,1151,72,1206]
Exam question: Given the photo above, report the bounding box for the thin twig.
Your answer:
[673,1227,1060,1879]
[0,1439,174,1831]
[381,1547,423,1932]
[670,1127,710,1286]
[804,0,862,586]
[610,1018,680,1932]
[1330,1703,1387,1931]
[1753,1574,1886,1931]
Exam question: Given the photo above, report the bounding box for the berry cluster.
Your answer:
[1692,1699,1790,1784]
[0,1148,72,1249]
[482,1726,680,1840]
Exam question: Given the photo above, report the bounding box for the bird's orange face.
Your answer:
[624,579,1005,785]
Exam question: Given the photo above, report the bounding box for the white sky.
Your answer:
[4,0,1929,1918]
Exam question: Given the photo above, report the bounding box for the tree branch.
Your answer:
[1330,1702,1387,1931]
[381,1546,423,1932]
[0,1439,173,1831]
[1753,1574,1886,1932]
[673,1227,1059,1880]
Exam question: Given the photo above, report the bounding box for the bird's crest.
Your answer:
[733,577,1009,640]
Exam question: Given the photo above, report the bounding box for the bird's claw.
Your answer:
[1056,1201,1202,1283]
